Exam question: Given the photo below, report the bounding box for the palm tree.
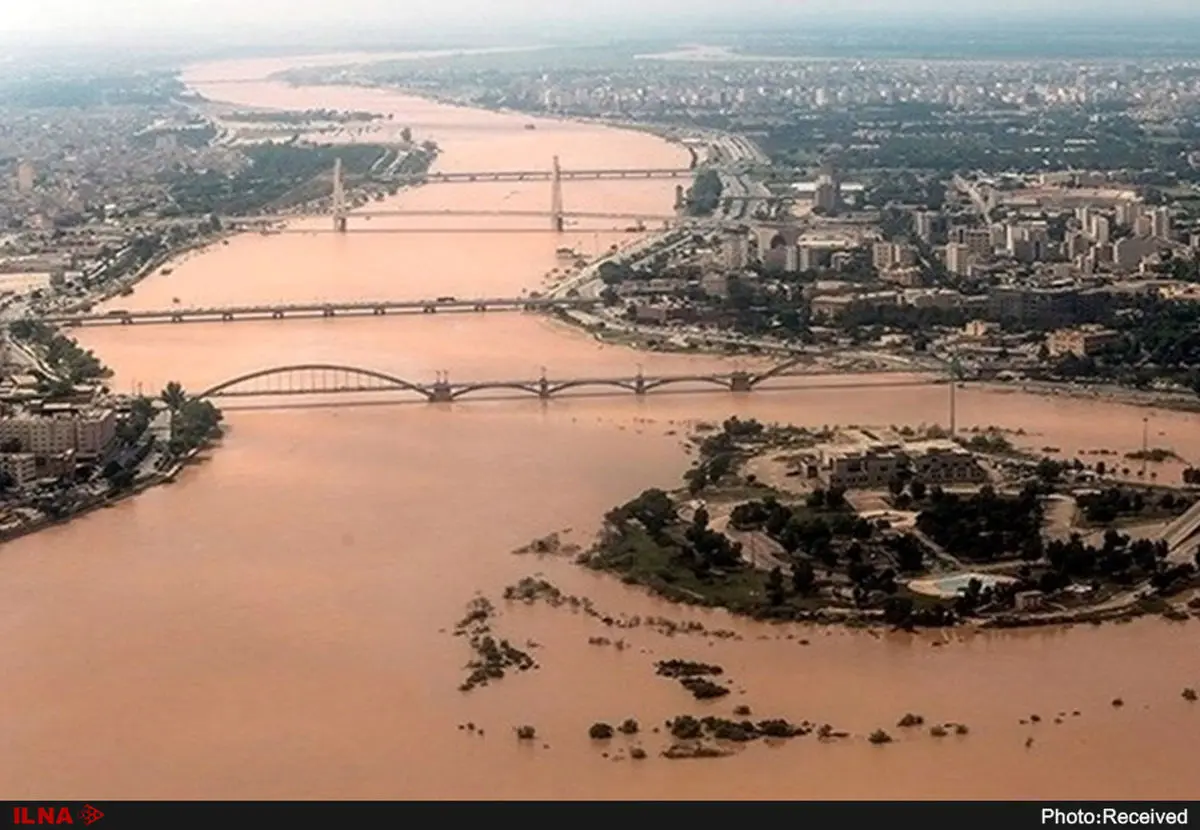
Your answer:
[160,381,188,440]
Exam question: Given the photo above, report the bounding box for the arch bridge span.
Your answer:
[193,362,943,404]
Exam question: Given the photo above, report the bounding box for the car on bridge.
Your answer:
[436,296,457,302]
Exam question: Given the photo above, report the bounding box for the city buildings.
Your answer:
[986,285,1111,328]
[0,407,117,461]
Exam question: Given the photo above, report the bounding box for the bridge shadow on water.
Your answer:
[214,378,943,414]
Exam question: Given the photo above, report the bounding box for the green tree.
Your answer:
[791,559,815,594]
[766,566,786,605]
[160,381,187,439]
[620,489,676,537]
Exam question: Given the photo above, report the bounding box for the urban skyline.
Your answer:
[5,0,1200,44]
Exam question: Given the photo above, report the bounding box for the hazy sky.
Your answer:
[3,0,1198,38]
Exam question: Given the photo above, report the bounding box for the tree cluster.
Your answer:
[916,484,1044,561]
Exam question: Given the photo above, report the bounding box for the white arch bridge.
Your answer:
[194,362,944,404]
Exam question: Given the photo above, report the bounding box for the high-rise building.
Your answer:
[1065,231,1089,259]
[1115,201,1138,228]
[1090,215,1111,245]
[963,228,993,260]
[1133,214,1153,239]
[813,178,838,213]
[1005,224,1025,256]
[15,161,34,194]
[945,243,970,276]
[914,211,934,243]
[872,241,896,271]
[1152,207,1172,240]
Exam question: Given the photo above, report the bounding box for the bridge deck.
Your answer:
[42,297,599,326]
[199,366,941,403]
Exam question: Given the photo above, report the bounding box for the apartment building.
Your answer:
[0,453,38,487]
[0,408,116,460]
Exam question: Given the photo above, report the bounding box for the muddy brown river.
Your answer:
[0,55,1197,799]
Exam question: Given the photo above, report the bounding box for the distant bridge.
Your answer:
[232,208,678,223]
[195,362,944,404]
[241,226,656,236]
[256,156,694,233]
[399,167,695,184]
[42,296,600,327]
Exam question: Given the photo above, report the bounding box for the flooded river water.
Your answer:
[0,55,1197,799]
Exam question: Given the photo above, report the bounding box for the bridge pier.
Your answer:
[171,314,182,323]
[221,313,233,321]
[373,307,386,315]
[730,371,753,392]
[272,311,284,319]
[322,308,335,317]
[429,382,454,402]
[423,305,436,313]
[474,304,486,312]
[634,369,647,396]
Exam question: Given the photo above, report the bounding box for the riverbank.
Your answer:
[983,379,1200,415]
[0,443,210,546]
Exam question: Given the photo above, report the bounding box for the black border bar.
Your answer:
[3,801,1196,828]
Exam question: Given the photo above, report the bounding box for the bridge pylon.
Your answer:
[332,158,348,233]
[634,365,646,396]
[550,156,564,232]
[430,370,453,402]
[537,366,550,399]
[730,371,753,392]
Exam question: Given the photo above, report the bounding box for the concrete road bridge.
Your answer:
[41,296,601,327]
[1159,500,1200,561]
[194,362,944,404]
